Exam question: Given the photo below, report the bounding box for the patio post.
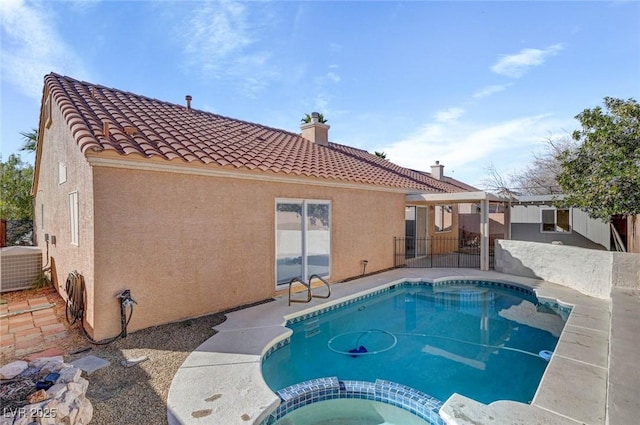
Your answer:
[504,200,512,240]
[480,198,489,271]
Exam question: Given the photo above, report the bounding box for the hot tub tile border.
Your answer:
[259,377,444,425]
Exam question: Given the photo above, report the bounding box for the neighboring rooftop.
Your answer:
[42,73,474,194]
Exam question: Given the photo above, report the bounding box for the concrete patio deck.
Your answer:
[167,268,638,425]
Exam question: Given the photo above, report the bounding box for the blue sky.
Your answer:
[1,0,639,187]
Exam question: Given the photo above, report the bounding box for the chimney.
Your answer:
[300,112,330,146]
[185,95,192,111]
[431,161,444,180]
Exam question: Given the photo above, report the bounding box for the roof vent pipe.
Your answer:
[431,161,444,180]
[185,95,192,111]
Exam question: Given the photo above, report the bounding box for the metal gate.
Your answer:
[394,237,494,269]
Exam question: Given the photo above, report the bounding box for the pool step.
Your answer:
[304,319,320,338]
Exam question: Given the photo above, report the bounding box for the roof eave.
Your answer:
[406,191,511,204]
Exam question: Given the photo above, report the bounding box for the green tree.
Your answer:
[20,128,38,152]
[556,97,640,220]
[0,154,34,220]
[300,113,328,124]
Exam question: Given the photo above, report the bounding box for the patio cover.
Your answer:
[406,191,511,270]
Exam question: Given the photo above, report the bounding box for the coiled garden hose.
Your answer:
[65,271,134,345]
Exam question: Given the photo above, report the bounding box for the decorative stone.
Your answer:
[66,377,88,398]
[39,361,64,375]
[0,360,28,379]
[75,398,93,425]
[0,416,14,425]
[67,408,78,425]
[58,367,81,384]
[27,389,50,404]
[54,398,70,417]
[45,383,67,399]
[1,359,92,425]
[36,417,56,425]
[11,417,33,425]
[29,357,63,369]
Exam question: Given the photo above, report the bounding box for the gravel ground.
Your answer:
[2,287,270,425]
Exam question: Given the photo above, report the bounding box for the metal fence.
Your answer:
[1,220,34,247]
[394,237,495,269]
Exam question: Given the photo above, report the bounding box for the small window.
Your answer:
[541,208,571,233]
[69,192,79,245]
[58,162,67,184]
[434,205,453,232]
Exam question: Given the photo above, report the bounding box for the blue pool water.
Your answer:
[262,281,568,405]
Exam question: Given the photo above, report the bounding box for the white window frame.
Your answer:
[540,207,572,233]
[275,198,331,287]
[69,191,79,245]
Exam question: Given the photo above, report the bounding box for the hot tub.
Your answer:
[274,398,431,424]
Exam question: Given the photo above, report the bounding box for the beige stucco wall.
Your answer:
[494,239,640,298]
[90,164,404,340]
[33,94,96,327]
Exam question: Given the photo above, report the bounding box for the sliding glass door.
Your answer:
[276,199,331,286]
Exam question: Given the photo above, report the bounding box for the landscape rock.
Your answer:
[29,357,63,369]
[58,367,81,384]
[1,359,92,425]
[27,389,50,404]
[0,360,28,379]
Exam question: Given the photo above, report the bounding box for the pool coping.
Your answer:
[167,269,611,425]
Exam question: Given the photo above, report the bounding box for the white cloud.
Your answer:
[380,112,573,186]
[326,72,341,83]
[181,1,278,97]
[491,44,564,78]
[0,0,89,99]
[435,107,465,123]
[473,84,510,99]
[310,66,342,116]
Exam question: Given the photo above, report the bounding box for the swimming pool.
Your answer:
[262,280,568,406]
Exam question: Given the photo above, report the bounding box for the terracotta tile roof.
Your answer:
[44,73,473,193]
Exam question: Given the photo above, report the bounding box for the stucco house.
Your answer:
[33,73,481,341]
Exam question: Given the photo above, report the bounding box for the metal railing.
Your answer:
[288,277,312,306]
[309,274,331,299]
[288,274,332,306]
[394,237,495,269]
